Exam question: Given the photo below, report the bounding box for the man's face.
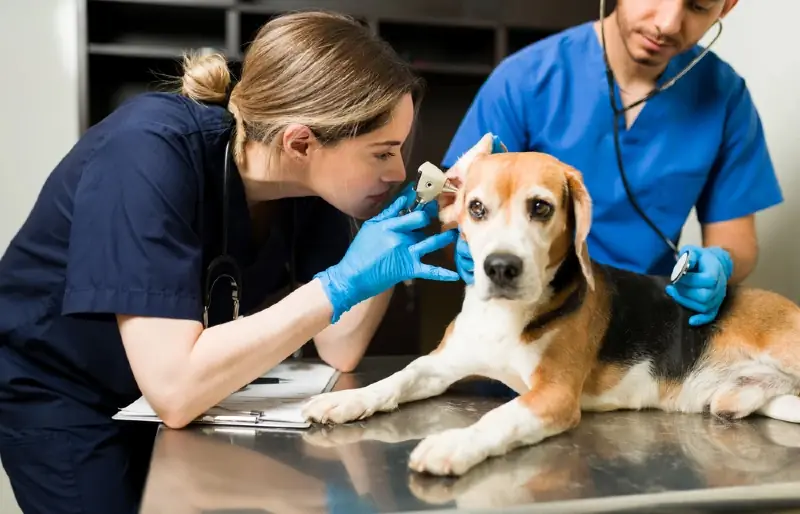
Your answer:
[615,0,735,67]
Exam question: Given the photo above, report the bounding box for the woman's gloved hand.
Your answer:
[396,182,439,218]
[665,245,734,326]
[452,134,507,285]
[315,192,459,323]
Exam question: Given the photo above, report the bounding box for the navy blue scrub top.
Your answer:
[0,92,354,428]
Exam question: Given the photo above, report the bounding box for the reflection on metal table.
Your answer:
[139,356,800,513]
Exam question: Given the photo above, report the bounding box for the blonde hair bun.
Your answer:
[180,50,231,104]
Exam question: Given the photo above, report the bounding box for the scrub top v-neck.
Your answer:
[442,21,783,277]
[0,92,354,429]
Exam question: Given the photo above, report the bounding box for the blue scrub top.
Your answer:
[443,21,783,276]
[0,92,354,428]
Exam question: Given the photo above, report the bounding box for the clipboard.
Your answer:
[113,361,340,429]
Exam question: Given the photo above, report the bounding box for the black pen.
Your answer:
[250,377,285,385]
[236,377,286,391]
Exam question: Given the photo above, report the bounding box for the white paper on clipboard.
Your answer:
[113,361,340,429]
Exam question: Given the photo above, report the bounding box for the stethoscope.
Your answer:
[598,0,723,284]
[202,131,361,334]
[203,140,242,329]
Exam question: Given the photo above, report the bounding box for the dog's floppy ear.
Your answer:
[438,133,494,230]
[565,167,595,290]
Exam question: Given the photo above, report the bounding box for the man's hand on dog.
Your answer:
[666,245,734,326]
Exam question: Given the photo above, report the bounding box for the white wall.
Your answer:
[0,0,80,252]
[0,2,80,512]
[685,0,800,301]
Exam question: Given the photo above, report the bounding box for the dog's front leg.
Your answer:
[302,345,477,425]
[408,383,581,476]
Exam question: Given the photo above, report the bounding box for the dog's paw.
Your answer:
[408,427,488,476]
[302,388,396,425]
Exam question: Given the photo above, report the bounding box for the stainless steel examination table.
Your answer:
[139,356,800,513]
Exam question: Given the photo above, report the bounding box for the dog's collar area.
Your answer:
[549,247,584,295]
[524,248,588,334]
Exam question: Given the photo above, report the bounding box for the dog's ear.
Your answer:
[565,167,595,290]
[439,187,466,232]
[438,133,494,230]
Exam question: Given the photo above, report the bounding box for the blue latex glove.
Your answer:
[665,245,734,326]
[453,134,507,285]
[454,232,474,285]
[315,193,459,323]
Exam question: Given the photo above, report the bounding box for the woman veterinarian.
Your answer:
[0,11,458,514]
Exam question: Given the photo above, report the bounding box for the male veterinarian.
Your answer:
[442,0,783,326]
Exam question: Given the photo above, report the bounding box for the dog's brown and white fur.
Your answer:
[302,133,800,477]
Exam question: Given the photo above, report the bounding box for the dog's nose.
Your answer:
[484,253,523,287]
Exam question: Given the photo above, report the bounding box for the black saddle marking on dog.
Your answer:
[596,264,736,381]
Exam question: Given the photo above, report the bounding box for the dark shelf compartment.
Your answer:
[507,26,552,55]
[87,53,184,127]
[379,21,496,72]
[239,11,370,54]
[239,12,279,54]
[89,0,234,5]
[88,1,227,56]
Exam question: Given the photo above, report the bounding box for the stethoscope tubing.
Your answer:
[598,0,722,281]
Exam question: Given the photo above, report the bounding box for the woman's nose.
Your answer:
[384,158,407,183]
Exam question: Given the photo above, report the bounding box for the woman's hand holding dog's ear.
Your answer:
[315,191,459,323]
[665,245,734,326]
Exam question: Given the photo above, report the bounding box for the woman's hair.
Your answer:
[179,10,423,167]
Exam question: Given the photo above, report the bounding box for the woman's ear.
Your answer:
[282,124,316,160]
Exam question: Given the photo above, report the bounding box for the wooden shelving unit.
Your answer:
[78,0,602,355]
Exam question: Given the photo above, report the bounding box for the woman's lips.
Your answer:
[367,190,390,203]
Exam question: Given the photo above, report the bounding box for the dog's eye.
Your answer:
[468,199,486,220]
[528,199,553,221]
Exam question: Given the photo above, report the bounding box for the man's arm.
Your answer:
[667,74,780,326]
[313,288,393,372]
[701,214,758,285]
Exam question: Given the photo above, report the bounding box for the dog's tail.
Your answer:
[757,395,800,423]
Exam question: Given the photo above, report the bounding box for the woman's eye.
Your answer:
[468,199,486,220]
[690,1,710,12]
[376,152,394,161]
[529,199,553,221]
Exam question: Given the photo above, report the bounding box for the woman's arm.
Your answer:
[117,278,333,429]
[312,287,394,372]
[118,194,457,430]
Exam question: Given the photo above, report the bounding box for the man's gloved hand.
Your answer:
[453,134,507,285]
[315,192,459,323]
[454,232,474,285]
[665,245,734,326]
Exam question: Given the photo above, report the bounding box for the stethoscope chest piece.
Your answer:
[670,251,690,284]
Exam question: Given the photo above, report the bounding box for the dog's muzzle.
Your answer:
[484,252,523,297]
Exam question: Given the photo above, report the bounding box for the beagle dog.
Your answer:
[302,133,800,477]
